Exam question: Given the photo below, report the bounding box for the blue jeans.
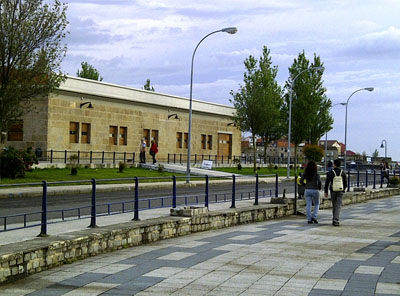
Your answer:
[305,189,320,221]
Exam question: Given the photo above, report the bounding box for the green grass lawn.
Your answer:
[215,166,303,176]
[0,167,185,185]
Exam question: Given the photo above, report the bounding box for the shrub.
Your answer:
[158,164,164,173]
[237,163,242,171]
[389,176,400,185]
[274,165,278,170]
[303,144,324,162]
[0,146,38,178]
[118,162,125,173]
[69,154,78,175]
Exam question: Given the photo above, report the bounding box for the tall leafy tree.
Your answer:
[76,62,103,81]
[0,0,68,135]
[143,79,155,91]
[230,47,282,172]
[283,51,333,170]
[257,47,284,161]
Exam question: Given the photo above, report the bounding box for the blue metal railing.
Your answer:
[0,174,279,235]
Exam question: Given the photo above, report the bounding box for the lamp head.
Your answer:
[380,143,384,148]
[365,87,374,92]
[221,27,237,34]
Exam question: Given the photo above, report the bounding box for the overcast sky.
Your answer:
[61,0,400,161]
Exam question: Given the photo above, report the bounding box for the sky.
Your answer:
[60,0,400,160]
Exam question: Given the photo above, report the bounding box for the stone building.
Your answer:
[4,76,241,163]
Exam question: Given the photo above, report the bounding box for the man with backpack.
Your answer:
[324,159,347,226]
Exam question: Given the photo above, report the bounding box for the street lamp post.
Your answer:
[324,103,346,171]
[343,87,374,171]
[186,27,237,183]
[286,66,324,179]
[380,139,387,159]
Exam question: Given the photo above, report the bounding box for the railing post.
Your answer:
[102,151,105,164]
[195,154,197,164]
[205,175,209,208]
[357,170,360,187]
[77,150,80,164]
[365,170,368,188]
[230,175,236,208]
[222,155,224,165]
[347,170,351,192]
[133,177,140,221]
[275,174,279,197]
[172,176,177,208]
[174,153,176,164]
[113,151,116,163]
[64,150,67,163]
[168,153,170,164]
[294,174,298,214]
[90,151,93,164]
[124,152,126,164]
[38,181,48,237]
[373,169,376,189]
[380,169,383,188]
[254,174,259,205]
[50,149,53,163]
[180,154,182,164]
[133,152,135,163]
[88,178,97,228]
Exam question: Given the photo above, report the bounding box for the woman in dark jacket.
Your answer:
[300,160,321,224]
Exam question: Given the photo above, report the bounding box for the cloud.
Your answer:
[343,26,400,58]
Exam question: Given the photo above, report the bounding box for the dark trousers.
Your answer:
[331,191,343,222]
[140,151,146,163]
[151,153,156,164]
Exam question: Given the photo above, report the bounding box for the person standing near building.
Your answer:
[300,160,321,224]
[140,138,146,163]
[150,140,158,164]
[324,159,347,226]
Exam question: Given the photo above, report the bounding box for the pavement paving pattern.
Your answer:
[1,196,399,296]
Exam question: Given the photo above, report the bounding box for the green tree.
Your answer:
[257,47,285,162]
[143,79,155,91]
[283,51,333,171]
[0,0,68,135]
[230,48,280,172]
[76,62,103,81]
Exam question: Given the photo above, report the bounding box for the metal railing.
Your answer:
[0,174,279,236]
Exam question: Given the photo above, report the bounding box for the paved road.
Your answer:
[1,195,399,296]
[0,181,283,225]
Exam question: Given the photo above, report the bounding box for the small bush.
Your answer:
[257,166,261,170]
[289,165,293,169]
[0,146,38,178]
[237,163,242,171]
[118,162,125,173]
[274,165,278,170]
[303,144,324,162]
[389,176,400,185]
[69,154,78,175]
[158,164,164,173]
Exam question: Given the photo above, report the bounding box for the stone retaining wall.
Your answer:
[0,188,398,284]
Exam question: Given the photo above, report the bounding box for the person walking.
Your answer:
[140,138,146,164]
[150,140,158,164]
[324,159,347,226]
[300,160,321,224]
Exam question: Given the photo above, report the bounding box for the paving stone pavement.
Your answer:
[1,196,399,296]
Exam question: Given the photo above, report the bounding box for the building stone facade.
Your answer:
[5,76,241,162]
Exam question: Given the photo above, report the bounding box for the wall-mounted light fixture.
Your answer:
[80,97,94,109]
[227,122,236,127]
[168,114,179,120]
